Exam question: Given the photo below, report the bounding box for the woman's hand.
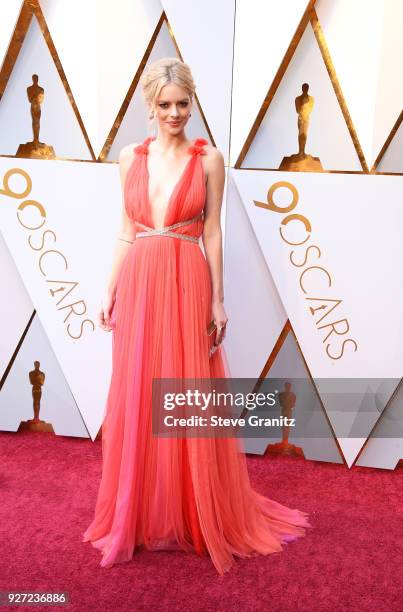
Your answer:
[212,300,228,346]
[98,291,116,332]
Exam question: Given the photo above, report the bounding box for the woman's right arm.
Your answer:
[98,145,137,332]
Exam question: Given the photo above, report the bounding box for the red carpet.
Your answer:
[0,430,401,611]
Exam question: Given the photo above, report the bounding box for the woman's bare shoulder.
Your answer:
[203,143,224,160]
[203,144,224,176]
[202,144,224,184]
[118,143,138,164]
[117,144,138,187]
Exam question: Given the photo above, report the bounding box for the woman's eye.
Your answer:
[159,102,188,108]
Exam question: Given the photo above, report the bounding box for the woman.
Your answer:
[82,57,311,574]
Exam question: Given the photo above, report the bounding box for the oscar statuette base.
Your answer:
[279,153,324,172]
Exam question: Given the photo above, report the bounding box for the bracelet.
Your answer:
[118,237,134,244]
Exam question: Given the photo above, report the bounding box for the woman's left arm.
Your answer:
[202,147,228,346]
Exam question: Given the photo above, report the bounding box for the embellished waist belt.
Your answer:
[135,212,202,243]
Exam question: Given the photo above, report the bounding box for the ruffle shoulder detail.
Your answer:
[133,136,155,155]
[188,137,208,156]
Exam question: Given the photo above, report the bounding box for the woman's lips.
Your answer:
[168,121,181,125]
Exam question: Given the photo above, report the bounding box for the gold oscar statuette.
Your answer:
[16,74,56,159]
[279,83,323,172]
[19,360,54,432]
[265,381,303,457]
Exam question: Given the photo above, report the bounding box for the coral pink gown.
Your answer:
[82,136,311,574]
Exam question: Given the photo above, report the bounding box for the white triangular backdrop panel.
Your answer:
[0,157,121,439]
[232,168,403,465]
[0,313,88,437]
[230,0,311,165]
[0,15,91,160]
[241,21,362,172]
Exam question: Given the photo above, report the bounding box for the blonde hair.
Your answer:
[140,57,196,124]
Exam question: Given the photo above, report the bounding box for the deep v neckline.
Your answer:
[145,138,195,231]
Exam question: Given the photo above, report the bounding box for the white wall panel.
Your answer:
[224,170,288,379]
[355,379,403,469]
[316,0,403,170]
[377,120,403,173]
[0,0,23,71]
[162,0,235,163]
[40,0,162,157]
[372,0,403,167]
[231,0,311,165]
[0,233,33,381]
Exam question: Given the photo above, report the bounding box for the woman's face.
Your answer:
[154,83,192,133]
